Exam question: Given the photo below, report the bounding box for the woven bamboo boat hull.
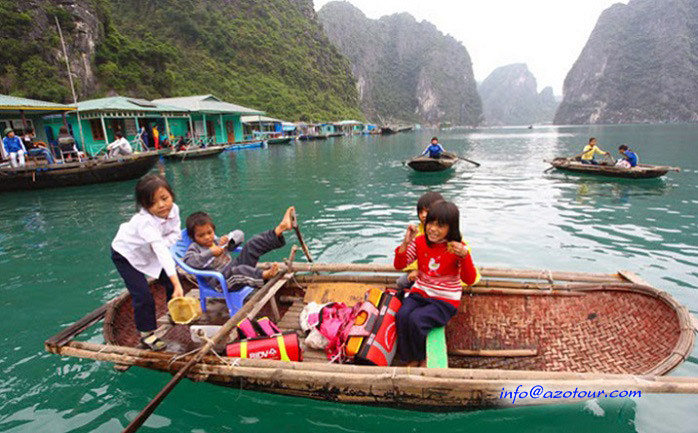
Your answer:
[44,264,697,410]
[163,146,225,160]
[0,152,159,192]
[547,157,675,179]
[408,152,458,172]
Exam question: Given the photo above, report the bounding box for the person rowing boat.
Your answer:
[421,137,445,159]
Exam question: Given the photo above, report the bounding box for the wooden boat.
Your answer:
[45,262,698,410]
[163,146,225,161]
[380,126,396,135]
[327,133,343,138]
[298,134,327,141]
[408,152,459,172]
[225,140,265,151]
[266,137,293,145]
[0,152,159,192]
[546,157,680,179]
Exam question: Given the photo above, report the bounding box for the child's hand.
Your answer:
[262,263,279,280]
[218,236,229,247]
[172,281,184,298]
[408,270,418,282]
[403,224,418,245]
[447,241,469,258]
[210,245,225,257]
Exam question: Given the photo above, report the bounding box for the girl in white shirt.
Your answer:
[111,174,183,351]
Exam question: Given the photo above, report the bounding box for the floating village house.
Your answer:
[44,96,190,155]
[335,120,364,135]
[318,123,337,135]
[153,95,264,145]
[0,94,75,157]
[241,115,283,139]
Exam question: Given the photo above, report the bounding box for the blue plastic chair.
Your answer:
[171,229,254,317]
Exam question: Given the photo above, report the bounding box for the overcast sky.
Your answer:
[314,0,628,96]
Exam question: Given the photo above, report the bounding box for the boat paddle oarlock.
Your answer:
[290,208,313,263]
[120,246,298,433]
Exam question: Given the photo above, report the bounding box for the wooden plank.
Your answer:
[426,327,448,368]
[303,282,381,305]
[449,349,538,357]
[618,270,653,287]
[45,302,108,349]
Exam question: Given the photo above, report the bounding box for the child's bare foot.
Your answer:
[262,263,279,280]
[406,360,419,367]
[274,206,295,236]
[418,360,427,368]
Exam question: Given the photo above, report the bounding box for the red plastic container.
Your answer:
[226,332,301,362]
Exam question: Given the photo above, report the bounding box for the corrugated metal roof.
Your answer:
[0,94,75,113]
[241,115,282,123]
[153,95,264,115]
[74,96,188,113]
[335,120,362,125]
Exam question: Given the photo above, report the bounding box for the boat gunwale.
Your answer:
[45,265,695,381]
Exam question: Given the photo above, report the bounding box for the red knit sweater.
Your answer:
[394,235,479,307]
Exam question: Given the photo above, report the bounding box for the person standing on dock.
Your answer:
[152,125,160,150]
[3,128,26,168]
[577,137,610,165]
[421,137,445,159]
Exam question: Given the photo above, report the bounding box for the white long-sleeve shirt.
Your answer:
[111,204,181,278]
[107,137,133,156]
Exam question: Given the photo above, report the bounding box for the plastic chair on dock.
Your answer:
[170,229,254,317]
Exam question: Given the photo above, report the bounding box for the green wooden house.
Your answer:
[0,94,75,147]
[44,96,190,155]
[154,95,264,144]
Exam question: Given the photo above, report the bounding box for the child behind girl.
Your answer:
[183,206,296,292]
[393,200,479,367]
[396,191,444,291]
[111,174,184,351]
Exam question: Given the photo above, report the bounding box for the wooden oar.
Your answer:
[121,248,297,433]
[456,156,481,167]
[291,208,313,263]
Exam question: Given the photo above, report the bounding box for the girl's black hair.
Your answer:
[186,211,215,237]
[618,144,629,151]
[135,174,175,210]
[425,201,461,246]
[417,191,444,213]
[588,137,596,144]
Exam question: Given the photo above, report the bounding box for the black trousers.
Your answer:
[396,292,457,362]
[221,229,286,291]
[111,248,174,332]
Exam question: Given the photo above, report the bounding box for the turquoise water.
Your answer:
[0,125,696,432]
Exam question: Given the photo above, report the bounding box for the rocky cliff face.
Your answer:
[555,0,698,124]
[478,63,558,126]
[318,1,482,126]
[0,0,362,121]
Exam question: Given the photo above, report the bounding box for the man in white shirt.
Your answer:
[107,131,133,157]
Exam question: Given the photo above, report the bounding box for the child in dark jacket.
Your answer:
[183,207,295,292]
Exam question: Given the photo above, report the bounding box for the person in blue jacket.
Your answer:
[3,128,26,167]
[422,137,445,159]
[618,144,638,167]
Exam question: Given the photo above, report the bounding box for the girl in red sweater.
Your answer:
[394,201,479,366]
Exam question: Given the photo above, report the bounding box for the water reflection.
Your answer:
[407,169,455,186]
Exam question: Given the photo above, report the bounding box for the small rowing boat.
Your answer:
[546,157,680,179]
[266,137,293,145]
[0,152,159,192]
[163,146,226,161]
[408,152,459,172]
[45,262,698,410]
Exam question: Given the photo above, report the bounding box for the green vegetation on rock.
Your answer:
[0,0,362,121]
